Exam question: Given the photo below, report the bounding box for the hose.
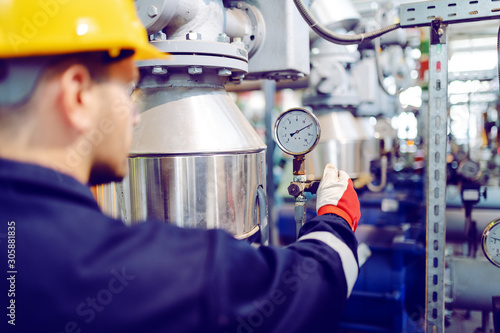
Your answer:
[374,37,403,97]
[293,0,401,45]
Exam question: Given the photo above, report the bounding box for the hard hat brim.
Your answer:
[133,43,170,61]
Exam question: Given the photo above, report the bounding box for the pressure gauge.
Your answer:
[482,218,500,268]
[274,108,321,156]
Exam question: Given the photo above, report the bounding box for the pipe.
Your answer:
[165,0,225,41]
[373,38,401,97]
[446,256,500,311]
[445,208,500,241]
[225,7,251,40]
[295,194,307,238]
[293,0,400,45]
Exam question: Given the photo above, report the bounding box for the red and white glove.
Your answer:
[316,163,360,232]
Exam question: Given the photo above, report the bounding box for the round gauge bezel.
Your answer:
[481,218,500,268]
[273,108,321,156]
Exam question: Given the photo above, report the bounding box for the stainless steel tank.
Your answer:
[98,74,266,238]
[304,110,377,179]
[95,0,267,239]
[124,77,266,237]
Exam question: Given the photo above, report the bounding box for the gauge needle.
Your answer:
[290,123,312,137]
[491,237,500,243]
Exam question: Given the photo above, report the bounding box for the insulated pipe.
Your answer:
[445,208,499,241]
[225,7,251,40]
[446,257,500,311]
[165,0,225,41]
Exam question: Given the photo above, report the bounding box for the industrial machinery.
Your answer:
[95,0,310,244]
[94,0,500,331]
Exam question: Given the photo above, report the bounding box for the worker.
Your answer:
[0,1,360,332]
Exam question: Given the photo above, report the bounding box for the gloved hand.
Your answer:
[316,163,360,232]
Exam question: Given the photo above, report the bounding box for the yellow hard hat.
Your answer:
[0,0,167,60]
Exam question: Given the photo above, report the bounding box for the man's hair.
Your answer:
[0,50,133,127]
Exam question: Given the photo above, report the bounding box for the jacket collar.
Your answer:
[0,157,100,209]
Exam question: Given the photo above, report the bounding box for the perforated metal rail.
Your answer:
[400,0,500,27]
[426,21,448,333]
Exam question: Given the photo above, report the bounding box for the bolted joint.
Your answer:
[216,33,230,43]
[186,31,202,41]
[153,31,167,41]
[292,73,305,81]
[152,66,168,75]
[147,5,158,18]
[230,73,246,83]
[231,37,245,49]
[218,68,232,77]
[188,66,203,75]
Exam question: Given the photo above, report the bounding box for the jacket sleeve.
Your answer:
[204,214,359,333]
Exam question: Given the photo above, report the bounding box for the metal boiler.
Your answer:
[97,0,266,239]
[96,0,310,241]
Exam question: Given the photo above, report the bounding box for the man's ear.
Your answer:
[57,64,97,134]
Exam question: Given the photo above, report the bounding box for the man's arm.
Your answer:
[203,164,360,332]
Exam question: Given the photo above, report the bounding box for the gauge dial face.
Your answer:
[274,108,320,156]
[482,219,500,268]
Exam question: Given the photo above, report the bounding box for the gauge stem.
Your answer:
[295,194,307,238]
[292,155,307,238]
[293,154,306,176]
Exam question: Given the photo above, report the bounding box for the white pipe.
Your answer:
[446,256,500,311]
[165,0,225,41]
[225,7,251,39]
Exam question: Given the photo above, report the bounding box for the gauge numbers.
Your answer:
[274,108,320,156]
[482,219,500,268]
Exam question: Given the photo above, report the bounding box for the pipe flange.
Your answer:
[225,1,265,57]
[137,40,248,75]
[151,40,248,61]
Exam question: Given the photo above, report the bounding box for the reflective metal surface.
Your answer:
[305,111,377,179]
[121,152,266,235]
[93,183,120,220]
[310,0,361,31]
[96,35,267,238]
[131,85,265,155]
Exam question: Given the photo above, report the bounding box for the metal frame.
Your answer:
[426,19,448,333]
[398,1,500,331]
[274,0,500,330]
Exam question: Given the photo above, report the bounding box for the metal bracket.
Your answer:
[430,18,447,45]
[400,0,500,28]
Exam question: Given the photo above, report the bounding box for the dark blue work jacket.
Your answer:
[0,158,358,333]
